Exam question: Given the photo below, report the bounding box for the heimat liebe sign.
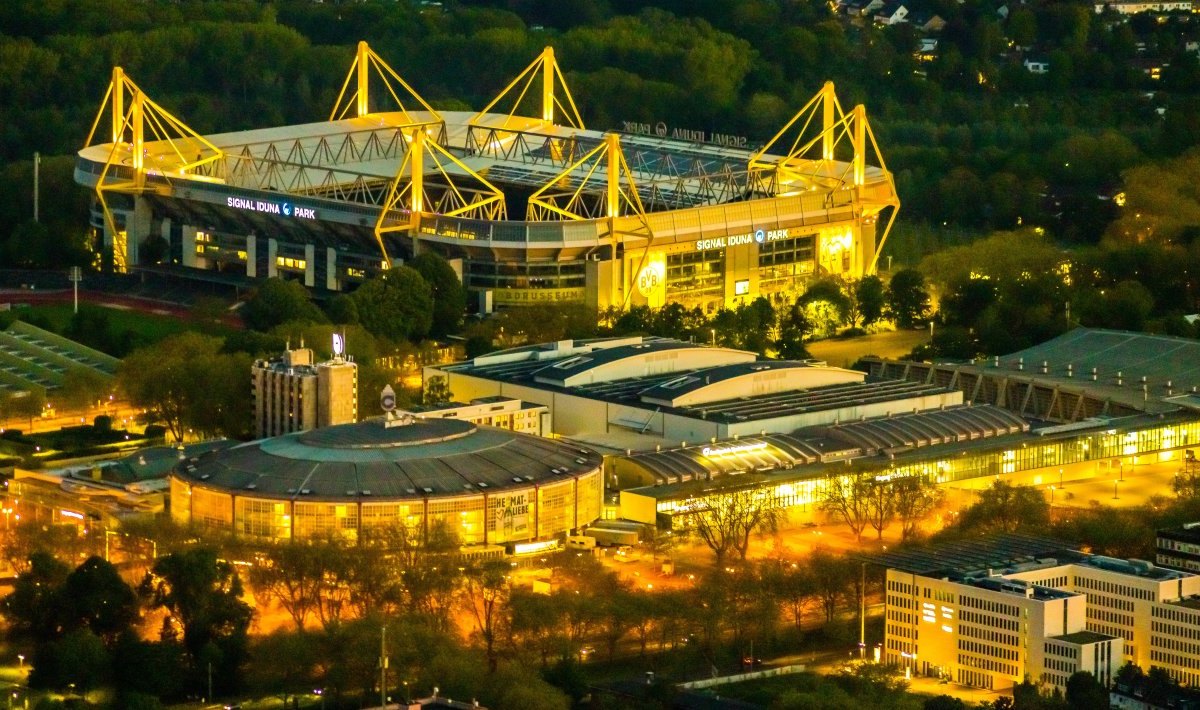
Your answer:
[620,121,749,148]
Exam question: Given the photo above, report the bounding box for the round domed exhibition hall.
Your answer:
[169,416,603,545]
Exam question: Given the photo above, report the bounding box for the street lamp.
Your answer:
[1049,485,1056,505]
[1113,480,1121,501]
[16,654,23,669]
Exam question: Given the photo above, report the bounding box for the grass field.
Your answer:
[14,303,195,341]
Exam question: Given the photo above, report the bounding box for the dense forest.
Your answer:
[3,0,1199,253]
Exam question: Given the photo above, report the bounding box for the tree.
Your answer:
[799,278,851,336]
[1,551,71,642]
[326,294,359,325]
[925,696,968,710]
[61,556,139,642]
[241,278,327,331]
[351,267,433,342]
[460,558,511,672]
[886,268,931,328]
[58,368,113,411]
[145,548,253,696]
[117,333,252,442]
[865,480,895,540]
[28,628,111,694]
[775,305,812,360]
[689,479,783,564]
[423,375,452,406]
[957,481,1050,535]
[1065,671,1108,710]
[855,275,886,328]
[893,475,945,541]
[409,252,467,338]
[808,550,855,623]
[820,470,873,542]
[248,543,328,631]
[766,561,815,635]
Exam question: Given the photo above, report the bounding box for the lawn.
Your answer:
[15,303,194,343]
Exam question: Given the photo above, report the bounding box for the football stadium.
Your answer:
[74,42,899,311]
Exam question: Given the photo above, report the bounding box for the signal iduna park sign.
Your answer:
[695,227,792,251]
[226,196,318,220]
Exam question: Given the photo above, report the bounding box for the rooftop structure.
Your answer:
[399,396,548,437]
[866,328,1200,421]
[76,43,897,312]
[1156,521,1200,574]
[429,336,962,446]
[0,320,117,400]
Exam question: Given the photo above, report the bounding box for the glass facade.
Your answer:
[465,260,586,290]
[666,249,724,309]
[168,468,604,545]
[654,419,1200,524]
[758,234,816,297]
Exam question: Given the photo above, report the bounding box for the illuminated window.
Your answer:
[276,257,307,270]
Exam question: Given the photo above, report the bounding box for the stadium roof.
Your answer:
[443,336,956,425]
[174,416,601,502]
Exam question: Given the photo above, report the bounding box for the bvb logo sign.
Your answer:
[636,262,664,298]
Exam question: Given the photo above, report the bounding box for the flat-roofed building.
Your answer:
[401,396,548,436]
[252,345,358,438]
[1156,522,1200,574]
[879,540,1200,691]
[884,565,1116,692]
[427,336,961,446]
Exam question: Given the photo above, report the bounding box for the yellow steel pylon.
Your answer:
[749,82,899,274]
[83,67,224,273]
[468,46,584,130]
[373,127,507,264]
[330,41,442,125]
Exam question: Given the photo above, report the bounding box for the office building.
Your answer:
[252,343,358,439]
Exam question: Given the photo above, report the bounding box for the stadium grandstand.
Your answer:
[75,42,899,312]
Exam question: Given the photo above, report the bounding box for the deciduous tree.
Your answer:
[820,470,873,542]
[893,475,945,541]
[351,267,433,342]
[690,479,783,564]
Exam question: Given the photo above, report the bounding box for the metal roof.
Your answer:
[172,417,601,502]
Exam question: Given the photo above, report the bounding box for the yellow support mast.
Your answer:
[468,46,585,130]
[329,41,442,126]
[83,67,224,273]
[373,128,507,264]
[748,82,899,275]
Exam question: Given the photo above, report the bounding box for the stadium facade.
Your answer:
[75,43,899,311]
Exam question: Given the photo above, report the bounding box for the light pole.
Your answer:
[710,328,716,348]
[1113,480,1121,501]
[379,626,388,709]
[1049,485,1056,505]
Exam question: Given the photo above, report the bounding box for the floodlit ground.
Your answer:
[806,328,929,368]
